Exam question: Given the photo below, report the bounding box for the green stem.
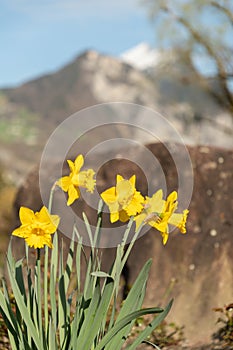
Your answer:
[44,245,49,338]
[36,251,43,344]
[121,223,143,269]
[37,248,41,261]
[48,181,57,213]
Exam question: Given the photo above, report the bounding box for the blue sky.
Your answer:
[0,0,156,88]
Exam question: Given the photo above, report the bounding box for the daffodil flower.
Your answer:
[57,154,96,205]
[101,175,144,223]
[12,206,60,249]
[134,190,189,245]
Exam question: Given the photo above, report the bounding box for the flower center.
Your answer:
[32,227,44,236]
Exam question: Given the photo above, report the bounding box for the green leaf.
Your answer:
[69,296,82,349]
[95,305,166,350]
[75,235,82,294]
[0,288,19,341]
[125,299,173,350]
[50,232,58,287]
[50,265,57,333]
[44,245,49,337]
[91,271,112,278]
[48,318,58,350]
[83,212,94,249]
[105,259,152,350]
[75,282,101,348]
[58,274,68,348]
[7,254,44,350]
[117,259,152,320]
[92,199,104,248]
[82,277,114,349]
[35,259,44,344]
[64,232,75,294]
[15,263,26,299]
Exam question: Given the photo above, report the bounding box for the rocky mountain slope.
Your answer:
[0,49,232,184]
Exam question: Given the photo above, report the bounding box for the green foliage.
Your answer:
[0,201,172,349]
[0,106,38,144]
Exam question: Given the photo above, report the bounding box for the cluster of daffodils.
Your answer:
[100,174,189,245]
[12,154,189,248]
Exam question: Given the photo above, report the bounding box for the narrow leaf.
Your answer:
[95,305,165,350]
[125,300,173,350]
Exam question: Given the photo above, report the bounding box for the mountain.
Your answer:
[0,48,232,183]
[3,50,160,127]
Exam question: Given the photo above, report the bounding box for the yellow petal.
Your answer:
[117,180,134,207]
[161,231,169,245]
[149,190,165,213]
[101,187,117,204]
[110,211,119,223]
[57,176,72,192]
[169,209,189,233]
[12,225,30,238]
[32,207,59,234]
[116,174,124,184]
[67,185,80,206]
[125,191,144,216]
[74,154,84,172]
[71,174,79,186]
[67,160,75,173]
[50,214,60,229]
[129,175,136,187]
[108,201,120,215]
[165,191,178,214]
[36,206,51,224]
[19,207,35,225]
[152,220,168,233]
[134,212,147,231]
[167,191,177,202]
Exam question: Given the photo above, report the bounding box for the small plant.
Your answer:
[0,154,189,349]
[212,303,233,345]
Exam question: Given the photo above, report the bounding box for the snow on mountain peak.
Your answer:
[119,42,162,70]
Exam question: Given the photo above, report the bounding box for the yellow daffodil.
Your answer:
[12,206,60,249]
[134,190,189,245]
[57,154,96,205]
[101,174,144,223]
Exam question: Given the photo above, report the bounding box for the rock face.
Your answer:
[13,143,233,343]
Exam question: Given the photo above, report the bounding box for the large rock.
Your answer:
[13,143,233,343]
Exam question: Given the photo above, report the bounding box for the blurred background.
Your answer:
[0,0,233,346]
[1,0,232,178]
